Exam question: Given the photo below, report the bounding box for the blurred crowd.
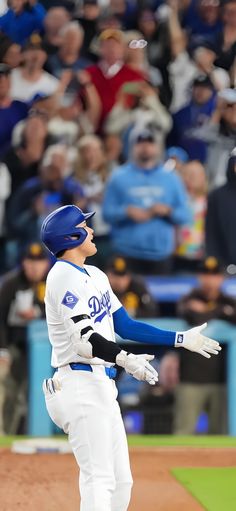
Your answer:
[0,0,236,435]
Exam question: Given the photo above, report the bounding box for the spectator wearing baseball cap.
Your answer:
[103,127,191,275]
[175,256,236,434]
[10,33,59,102]
[168,74,217,162]
[85,28,146,131]
[0,242,50,434]
[106,256,158,318]
[0,63,28,157]
[164,146,189,173]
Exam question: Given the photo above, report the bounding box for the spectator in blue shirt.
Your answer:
[0,0,46,46]
[46,21,91,95]
[103,129,191,275]
[168,74,217,162]
[8,144,85,249]
[183,0,222,43]
[0,63,28,157]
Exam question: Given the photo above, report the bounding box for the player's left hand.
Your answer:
[175,322,222,358]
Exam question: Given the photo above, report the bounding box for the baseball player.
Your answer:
[41,205,221,511]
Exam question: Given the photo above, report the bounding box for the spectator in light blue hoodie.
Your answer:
[103,129,191,275]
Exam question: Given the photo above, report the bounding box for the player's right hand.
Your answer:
[116,350,158,385]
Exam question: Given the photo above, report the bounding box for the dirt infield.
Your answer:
[1,446,236,511]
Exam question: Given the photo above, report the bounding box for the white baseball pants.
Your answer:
[44,365,133,511]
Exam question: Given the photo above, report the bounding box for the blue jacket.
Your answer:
[0,4,45,45]
[103,162,191,260]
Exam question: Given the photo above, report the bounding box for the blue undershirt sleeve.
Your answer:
[113,306,176,346]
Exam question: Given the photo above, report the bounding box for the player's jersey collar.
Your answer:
[57,259,88,274]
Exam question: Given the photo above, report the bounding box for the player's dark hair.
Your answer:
[56,250,66,258]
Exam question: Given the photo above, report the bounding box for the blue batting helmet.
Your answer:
[40,205,95,256]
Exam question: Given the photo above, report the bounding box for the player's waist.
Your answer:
[56,363,117,380]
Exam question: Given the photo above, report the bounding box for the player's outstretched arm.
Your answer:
[174,322,221,358]
[113,307,221,358]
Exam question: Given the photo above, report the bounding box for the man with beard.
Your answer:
[103,129,191,274]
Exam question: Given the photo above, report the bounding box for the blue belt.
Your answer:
[69,362,117,380]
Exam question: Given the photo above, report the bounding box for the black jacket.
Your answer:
[206,161,236,265]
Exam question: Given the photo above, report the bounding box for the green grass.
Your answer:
[127,435,236,448]
[172,467,236,511]
[2,435,236,448]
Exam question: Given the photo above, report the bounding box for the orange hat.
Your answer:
[99,29,125,44]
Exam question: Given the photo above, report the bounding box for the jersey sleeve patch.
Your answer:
[62,291,79,309]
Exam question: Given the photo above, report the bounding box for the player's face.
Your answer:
[77,221,97,257]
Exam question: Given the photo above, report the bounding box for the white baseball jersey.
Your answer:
[45,260,122,368]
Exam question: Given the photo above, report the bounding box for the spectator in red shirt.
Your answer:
[86,28,145,131]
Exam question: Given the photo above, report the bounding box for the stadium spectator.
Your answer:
[0,63,28,157]
[76,134,110,268]
[175,160,207,273]
[8,144,85,251]
[182,0,222,43]
[103,128,191,275]
[86,28,145,131]
[0,243,50,434]
[10,34,59,102]
[192,41,231,92]
[136,7,171,75]
[135,6,174,107]
[167,24,198,113]
[46,21,90,91]
[175,257,236,434]
[208,0,236,72]
[206,148,236,267]
[42,6,71,56]
[192,88,236,190]
[75,0,101,59]
[124,30,163,91]
[0,32,22,69]
[104,79,172,156]
[106,256,158,318]
[168,74,217,162]
[3,109,49,200]
[0,0,46,46]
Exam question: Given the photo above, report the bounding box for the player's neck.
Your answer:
[59,251,86,268]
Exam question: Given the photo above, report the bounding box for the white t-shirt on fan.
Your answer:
[10,68,59,102]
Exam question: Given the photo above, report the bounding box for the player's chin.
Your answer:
[89,241,97,255]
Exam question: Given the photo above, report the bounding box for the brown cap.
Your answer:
[198,257,223,274]
[23,33,43,52]
[99,29,125,44]
[23,243,49,261]
[107,256,129,276]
